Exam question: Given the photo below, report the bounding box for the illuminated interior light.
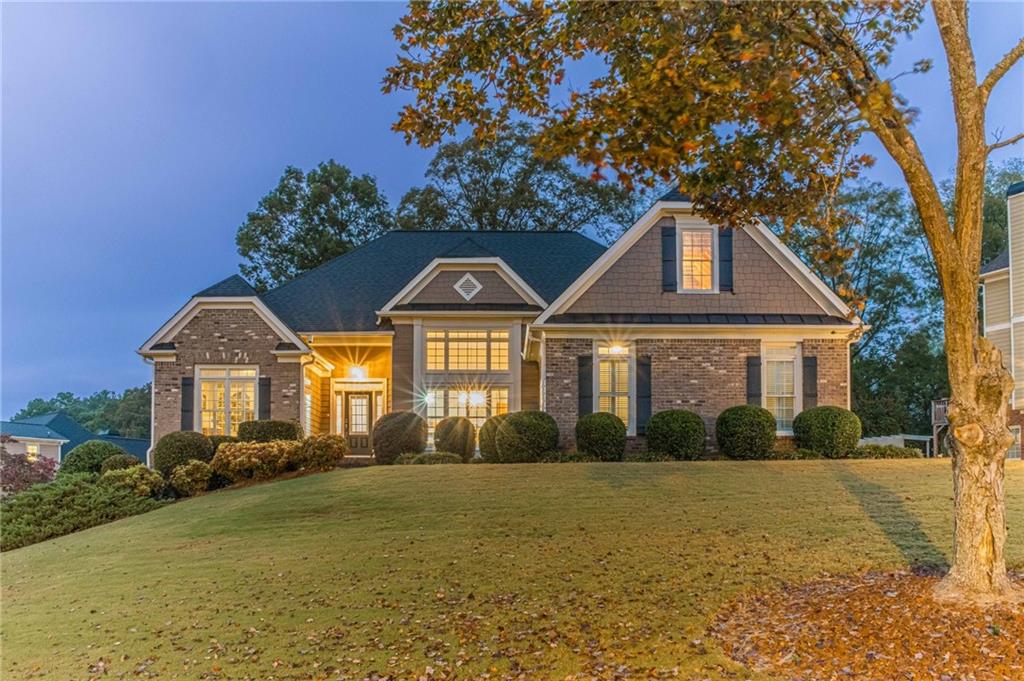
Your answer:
[468,391,486,407]
[609,345,627,355]
[457,391,469,406]
[423,391,436,406]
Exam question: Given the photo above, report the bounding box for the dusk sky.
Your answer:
[2,2,1022,417]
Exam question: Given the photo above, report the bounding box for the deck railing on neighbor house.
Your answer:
[931,399,949,427]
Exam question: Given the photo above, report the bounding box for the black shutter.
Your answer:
[719,228,733,292]
[746,356,762,405]
[578,356,593,417]
[180,377,194,430]
[258,377,271,419]
[661,225,677,292]
[636,356,652,435]
[803,356,818,409]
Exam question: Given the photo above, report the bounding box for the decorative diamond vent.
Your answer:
[454,273,483,301]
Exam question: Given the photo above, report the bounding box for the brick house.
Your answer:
[139,191,862,460]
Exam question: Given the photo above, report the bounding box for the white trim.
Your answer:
[534,200,856,324]
[382,310,539,319]
[761,340,802,436]
[138,297,309,355]
[378,257,547,313]
[981,268,1009,281]
[593,340,636,436]
[1010,190,1018,408]
[985,321,1011,333]
[676,222,719,294]
[192,364,260,436]
[536,324,860,340]
[2,436,69,446]
[453,272,483,301]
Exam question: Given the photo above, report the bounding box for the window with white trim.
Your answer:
[425,329,510,372]
[198,367,257,436]
[764,344,798,432]
[422,386,510,440]
[597,344,632,427]
[25,443,40,462]
[1010,426,1021,460]
[679,227,715,292]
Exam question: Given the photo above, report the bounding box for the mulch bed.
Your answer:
[712,571,1024,680]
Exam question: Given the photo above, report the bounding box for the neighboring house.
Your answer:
[139,191,862,459]
[977,180,1024,459]
[0,412,149,464]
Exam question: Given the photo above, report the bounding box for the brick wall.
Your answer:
[152,308,301,443]
[802,338,850,408]
[543,337,594,446]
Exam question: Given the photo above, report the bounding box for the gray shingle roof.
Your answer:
[195,274,257,298]
[982,249,1009,274]
[260,231,606,332]
[545,313,854,325]
[1008,181,1024,198]
[5,412,148,462]
[1,421,68,442]
[659,187,691,202]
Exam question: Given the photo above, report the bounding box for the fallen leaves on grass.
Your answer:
[712,571,1024,680]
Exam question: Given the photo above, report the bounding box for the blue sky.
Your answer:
[2,2,1022,417]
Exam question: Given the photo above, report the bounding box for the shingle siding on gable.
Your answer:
[408,270,528,306]
[565,221,825,315]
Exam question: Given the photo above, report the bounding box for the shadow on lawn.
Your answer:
[834,464,949,573]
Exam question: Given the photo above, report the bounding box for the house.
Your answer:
[0,412,149,464]
[977,180,1024,459]
[139,191,862,460]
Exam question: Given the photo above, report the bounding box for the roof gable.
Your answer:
[195,274,257,297]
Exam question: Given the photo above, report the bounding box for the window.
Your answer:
[425,329,510,372]
[597,344,632,427]
[423,386,510,440]
[348,395,370,435]
[25,443,39,462]
[198,367,257,436]
[679,228,715,292]
[1011,426,1021,460]
[764,345,798,432]
[304,378,313,436]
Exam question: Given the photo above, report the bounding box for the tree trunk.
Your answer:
[934,278,1021,604]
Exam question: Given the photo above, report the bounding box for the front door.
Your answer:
[345,392,373,455]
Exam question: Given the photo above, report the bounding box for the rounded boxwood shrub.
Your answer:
[434,417,476,462]
[99,453,141,475]
[479,413,509,462]
[211,441,296,481]
[60,440,129,476]
[236,420,303,443]
[152,431,214,477]
[645,410,706,460]
[575,412,627,461]
[495,411,559,463]
[208,435,239,452]
[793,406,862,459]
[100,466,165,498]
[290,434,348,471]
[372,411,427,465]
[715,405,776,460]
[170,459,213,496]
[412,452,463,465]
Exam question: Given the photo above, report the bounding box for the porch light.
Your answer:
[609,344,628,355]
[348,365,367,380]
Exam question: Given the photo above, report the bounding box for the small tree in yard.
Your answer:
[385,1,1024,603]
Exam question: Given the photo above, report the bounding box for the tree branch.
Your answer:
[989,131,1024,152]
[980,35,1024,101]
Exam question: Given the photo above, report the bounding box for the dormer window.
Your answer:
[679,227,717,292]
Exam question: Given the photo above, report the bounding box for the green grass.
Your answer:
[3,460,1023,679]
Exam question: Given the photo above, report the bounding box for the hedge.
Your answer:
[715,405,776,459]
[153,431,214,477]
[292,434,348,471]
[412,452,463,465]
[211,441,296,482]
[793,406,862,458]
[170,459,213,496]
[495,411,559,463]
[575,412,626,461]
[99,466,165,498]
[645,410,706,460]
[372,412,427,464]
[208,435,239,452]
[434,417,476,462]
[854,444,923,459]
[479,413,510,462]
[237,420,303,443]
[100,453,141,475]
[60,440,128,476]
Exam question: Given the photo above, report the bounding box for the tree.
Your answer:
[13,385,151,439]
[236,161,394,290]
[397,124,638,240]
[385,1,1024,603]
[943,158,1024,266]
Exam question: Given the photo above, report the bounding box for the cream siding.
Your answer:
[987,328,1012,372]
[984,277,1010,327]
[1010,193,1024,318]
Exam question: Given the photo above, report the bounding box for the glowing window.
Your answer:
[680,229,714,291]
[25,443,40,462]
[198,366,257,436]
[764,345,797,432]
[597,345,631,427]
[425,329,510,372]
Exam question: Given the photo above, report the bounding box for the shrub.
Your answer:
[394,452,421,465]
[291,434,348,472]
[237,420,304,443]
[211,441,296,482]
[372,411,427,465]
[100,453,141,475]
[772,447,822,460]
[170,459,213,496]
[411,452,463,465]
[495,411,559,463]
[575,412,627,461]
[208,435,239,452]
[715,405,776,460]
[434,417,476,462]
[0,445,56,496]
[0,474,160,551]
[793,406,862,459]
[541,449,599,463]
[854,444,923,459]
[624,449,676,462]
[645,410,706,460]
[479,413,510,462]
[60,440,128,476]
[152,431,214,477]
[100,466,165,498]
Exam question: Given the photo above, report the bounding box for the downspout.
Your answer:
[143,356,155,468]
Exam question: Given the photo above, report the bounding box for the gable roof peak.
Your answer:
[194,274,257,298]
[440,235,497,258]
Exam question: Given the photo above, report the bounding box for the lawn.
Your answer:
[3,460,1023,680]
